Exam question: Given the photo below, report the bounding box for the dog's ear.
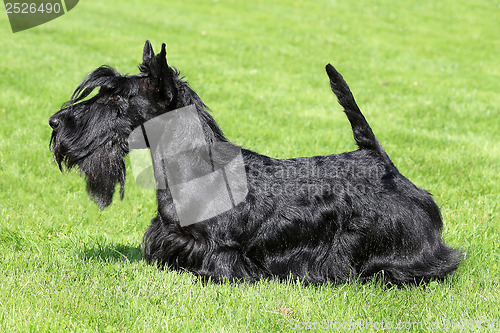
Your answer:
[156,43,176,103]
[140,41,176,104]
[143,40,155,64]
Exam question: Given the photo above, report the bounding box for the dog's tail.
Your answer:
[326,64,388,159]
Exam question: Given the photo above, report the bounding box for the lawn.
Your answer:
[0,0,499,331]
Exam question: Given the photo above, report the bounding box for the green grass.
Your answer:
[0,0,499,331]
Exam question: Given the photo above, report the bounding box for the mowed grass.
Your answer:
[0,0,499,331]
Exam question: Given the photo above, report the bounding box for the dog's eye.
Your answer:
[113,94,121,101]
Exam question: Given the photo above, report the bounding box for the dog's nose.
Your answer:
[49,117,60,129]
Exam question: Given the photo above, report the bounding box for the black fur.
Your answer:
[49,41,461,285]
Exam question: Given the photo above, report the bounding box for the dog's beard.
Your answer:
[78,141,127,210]
[50,131,71,171]
[51,134,127,210]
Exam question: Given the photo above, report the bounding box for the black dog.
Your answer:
[49,41,461,285]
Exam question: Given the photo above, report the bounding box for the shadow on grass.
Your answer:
[79,238,143,263]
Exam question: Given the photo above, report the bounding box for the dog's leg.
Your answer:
[143,213,260,282]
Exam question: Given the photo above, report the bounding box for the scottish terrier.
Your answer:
[49,41,461,285]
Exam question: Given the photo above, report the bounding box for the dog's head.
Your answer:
[49,41,183,209]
